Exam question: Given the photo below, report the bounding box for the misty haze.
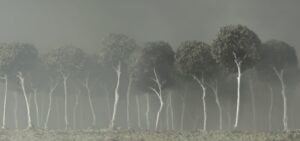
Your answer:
[0,0,300,141]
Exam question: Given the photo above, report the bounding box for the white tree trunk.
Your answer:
[17,72,32,129]
[145,94,150,130]
[233,55,242,129]
[33,89,40,128]
[44,82,58,129]
[61,73,70,130]
[14,92,18,129]
[73,91,80,129]
[193,76,207,131]
[1,75,8,129]
[82,77,96,128]
[268,85,274,131]
[168,93,174,130]
[109,62,121,129]
[126,76,132,129]
[249,80,256,131]
[135,95,141,129]
[209,82,223,130]
[150,68,164,131]
[273,68,288,131]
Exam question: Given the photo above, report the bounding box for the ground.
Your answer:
[1,129,300,141]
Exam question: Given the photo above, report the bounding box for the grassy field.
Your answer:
[1,129,300,141]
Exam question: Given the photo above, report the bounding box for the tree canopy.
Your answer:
[176,40,220,81]
[132,41,175,93]
[212,24,261,73]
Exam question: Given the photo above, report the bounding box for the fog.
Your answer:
[0,0,300,132]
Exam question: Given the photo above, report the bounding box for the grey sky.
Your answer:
[0,0,299,53]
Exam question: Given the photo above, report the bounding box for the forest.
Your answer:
[0,24,300,141]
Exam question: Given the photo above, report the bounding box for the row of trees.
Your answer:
[0,24,299,131]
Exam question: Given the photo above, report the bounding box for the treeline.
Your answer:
[0,24,299,131]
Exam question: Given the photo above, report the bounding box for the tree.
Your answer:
[98,33,138,129]
[212,24,261,129]
[0,42,38,129]
[256,40,299,131]
[45,46,86,130]
[176,40,221,131]
[132,41,174,131]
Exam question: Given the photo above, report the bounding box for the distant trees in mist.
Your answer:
[0,24,299,131]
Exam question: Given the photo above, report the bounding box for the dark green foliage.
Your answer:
[256,40,299,85]
[132,41,175,93]
[0,42,38,77]
[98,33,138,68]
[44,46,87,76]
[212,24,261,72]
[176,40,219,81]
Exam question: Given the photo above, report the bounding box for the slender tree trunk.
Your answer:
[268,85,274,131]
[180,87,187,130]
[249,80,256,131]
[126,76,132,129]
[55,97,60,129]
[109,62,121,129]
[166,95,169,130]
[209,82,223,130]
[33,89,40,128]
[82,77,96,128]
[135,95,141,129]
[273,68,288,131]
[61,73,70,130]
[233,54,242,129]
[105,88,111,124]
[193,76,207,131]
[151,68,164,131]
[14,92,18,129]
[168,93,174,130]
[44,82,58,129]
[17,72,32,129]
[1,75,8,129]
[180,98,186,130]
[145,94,150,130]
[73,91,80,129]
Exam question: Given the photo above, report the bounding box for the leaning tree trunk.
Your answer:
[145,94,150,130]
[151,68,164,131]
[14,92,18,129]
[209,82,223,130]
[126,75,132,129]
[193,76,207,131]
[72,91,80,129]
[82,77,96,128]
[109,62,121,129]
[135,95,141,129]
[44,82,58,129]
[249,80,256,131]
[233,54,243,129]
[61,73,70,130]
[1,75,8,129]
[105,88,112,123]
[268,85,274,131]
[17,72,32,129]
[273,68,288,131]
[33,89,40,128]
